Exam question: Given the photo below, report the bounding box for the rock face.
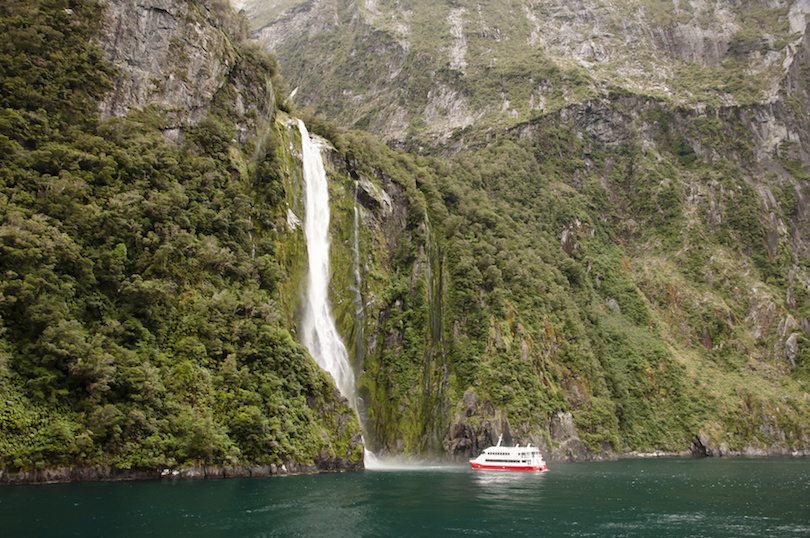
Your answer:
[250,0,336,52]
[549,412,593,461]
[244,0,810,145]
[443,388,504,460]
[74,0,810,467]
[97,0,240,133]
[442,389,599,462]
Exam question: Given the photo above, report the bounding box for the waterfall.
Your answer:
[424,212,449,453]
[298,120,356,409]
[351,190,366,366]
[424,212,444,353]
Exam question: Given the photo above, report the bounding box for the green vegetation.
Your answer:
[300,92,810,457]
[1,0,809,475]
[0,0,360,473]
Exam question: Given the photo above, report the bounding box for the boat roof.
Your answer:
[485,437,540,452]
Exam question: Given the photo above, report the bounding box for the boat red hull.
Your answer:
[470,462,548,472]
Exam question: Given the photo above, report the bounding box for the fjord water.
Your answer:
[2,459,809,536]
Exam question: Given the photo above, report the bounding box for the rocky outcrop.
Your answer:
[442,390,609,462]
[97,0,239,133]
[549,411,594,461]
[0,460,354,485]
[245,0,810,145]
[443,388,508,460]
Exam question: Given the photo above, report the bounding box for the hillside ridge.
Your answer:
[245,0,810,146]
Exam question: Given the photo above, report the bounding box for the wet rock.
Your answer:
[550,412,590,461]
[691,432,713,457]
[442,389,515,461]
[463,388,478,417]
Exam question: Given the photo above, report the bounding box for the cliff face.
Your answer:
[3,0,810,479]
[42,0,810,465]
[245,0,810,146]
[264,6,810,459]
[0,0,364,479]
[293,98,810,461]
[98,1,232,131]
[90,0,810,462]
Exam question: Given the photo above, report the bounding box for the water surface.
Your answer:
[2,458,808,536]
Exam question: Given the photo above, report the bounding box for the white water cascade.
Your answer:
[298,120,356,409]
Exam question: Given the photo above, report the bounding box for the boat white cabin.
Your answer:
[469,434,548,472]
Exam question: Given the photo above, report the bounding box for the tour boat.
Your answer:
[469,435,548,471]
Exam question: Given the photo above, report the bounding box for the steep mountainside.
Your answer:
[0,0,364,480]
[243,0,810,459]
[246,0,810,147]
[2,0,810,482]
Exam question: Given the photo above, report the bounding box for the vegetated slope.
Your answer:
[243,0,810,457]
[246,0,810,148]
[2,0,809,480]
[0,0,362,478]
[316,93,810,460]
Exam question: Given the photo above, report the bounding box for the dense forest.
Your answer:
[249,0,810,459]
[0,0,361,474]
[1,0,809,479]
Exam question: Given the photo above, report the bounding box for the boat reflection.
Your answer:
[471,466,548,504]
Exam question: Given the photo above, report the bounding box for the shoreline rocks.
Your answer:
[3,447,807,485]
[0,458,363,486]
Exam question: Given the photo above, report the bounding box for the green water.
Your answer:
[1,458,808,536]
